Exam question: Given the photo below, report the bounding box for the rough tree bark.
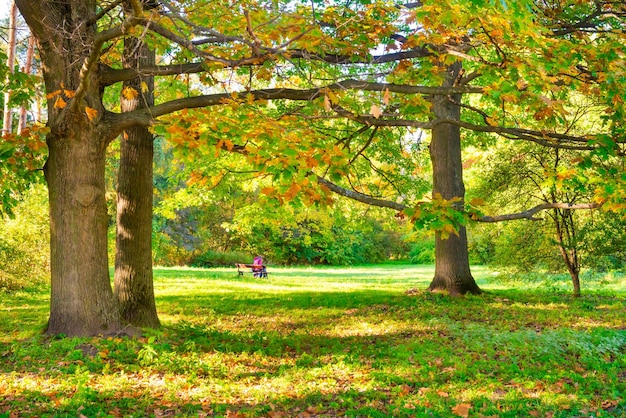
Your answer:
[114,33,161,328]
[17,0,122,336]
[427,63,481,295]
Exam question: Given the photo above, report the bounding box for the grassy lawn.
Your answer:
[1,265,625,417]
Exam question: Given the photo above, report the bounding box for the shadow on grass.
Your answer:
[1,269,624,418]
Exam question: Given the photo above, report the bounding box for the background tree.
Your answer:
[114,17,160,328]
[471,139,625,296]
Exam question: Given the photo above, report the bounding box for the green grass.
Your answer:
[1,265,625,417]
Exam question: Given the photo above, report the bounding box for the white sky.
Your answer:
[0,1,11,20]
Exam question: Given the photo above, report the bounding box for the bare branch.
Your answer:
[478,203,601,222]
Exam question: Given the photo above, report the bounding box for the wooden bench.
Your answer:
[235,263,268,278]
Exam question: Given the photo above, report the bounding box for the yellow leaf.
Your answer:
[327,89,339,104]
[141,81,149,93]
[370,104,382,118]
[122,86,139,100]
[85,106,98,122]
[469,197,485,206]
[451,403,471,417]
[54,96,67,109]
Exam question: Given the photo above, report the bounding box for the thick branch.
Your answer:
[100,62,207,86]
[105,79,482,134]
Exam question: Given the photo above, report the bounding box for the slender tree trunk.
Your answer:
[553,208,581,297]
[114,35,160,328]
[427,63,481,295]
[18,36,36,134]
[2,1,18,134]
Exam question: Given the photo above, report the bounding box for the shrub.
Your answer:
[409,237,435,264]
[0,185,50,291]
[189,250,251,267]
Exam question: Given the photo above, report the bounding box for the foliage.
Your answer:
[408,233,436,264]
[467,140,626,279]
[1,265,625,416]
[0,184,49,291]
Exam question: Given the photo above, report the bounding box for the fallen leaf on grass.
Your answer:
[451,403,471,417]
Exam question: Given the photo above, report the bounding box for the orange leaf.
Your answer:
[284,183,302,200]
[383,88,391,105]
[63,88,76,98]
[122,86,139,100]
[54,96,67,109]
[46,90,61,99]
[451,403,471,417]
[85,106,98,122]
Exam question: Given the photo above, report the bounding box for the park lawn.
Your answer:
[0,265,625,417]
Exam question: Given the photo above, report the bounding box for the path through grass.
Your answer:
[1,265,625,417]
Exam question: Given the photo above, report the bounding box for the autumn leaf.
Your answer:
[46,90,61,100]
[141,81,149,93]
[324,94,332,111]
[370,104,382,118]
[284,182,302,200]
[122,86,139,100]
[383,88,391,105]
[63,88,76,98]
[451,403,472,417]
[54,96,67,109]
[85,107,98,122]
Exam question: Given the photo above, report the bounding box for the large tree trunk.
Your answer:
[45,122,121,336]
[427,63,481,295]
[17,0,122,336]
[114,35,160,328]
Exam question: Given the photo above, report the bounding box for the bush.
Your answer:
[0,185,50,291]
[409,237,435,264]
[189,250,252,267]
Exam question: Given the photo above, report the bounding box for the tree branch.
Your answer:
[104,79,483,134]
[477,202,601,222]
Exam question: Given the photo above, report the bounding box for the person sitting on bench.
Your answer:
[252,255,264,278]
